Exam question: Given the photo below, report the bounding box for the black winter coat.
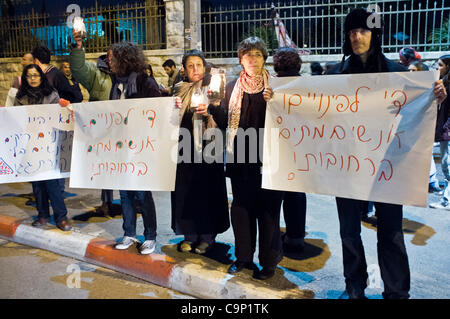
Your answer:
[435,73,450,142]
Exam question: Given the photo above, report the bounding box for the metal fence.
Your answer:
[201,0,450,58]
[0,1,166,58]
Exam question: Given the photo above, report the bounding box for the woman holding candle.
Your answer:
[207,37,284,280]
[171,49,230,254]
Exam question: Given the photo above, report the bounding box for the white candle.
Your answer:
[209,74,221,92]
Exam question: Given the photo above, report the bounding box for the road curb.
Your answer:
[0,214,309,299]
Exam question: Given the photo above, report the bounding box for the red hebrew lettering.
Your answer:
[335,94,350,112]
[391,90,407,117]
[347,155,360,172]
[318,94,331,119]
[357,125,371,143]
[378,159,393,181]
[295,125,310,146]
[137,162,148,176]
[330,125,346,140]
[349,86,370,112]
[279,128,291,139]
[325,153,337,169]
[313,124,325,139]
[288,94,302,114]
[364,158,376,176]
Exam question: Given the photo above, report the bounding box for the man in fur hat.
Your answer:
[326,8,447,299]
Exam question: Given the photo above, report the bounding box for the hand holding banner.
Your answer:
[263,71,438,207]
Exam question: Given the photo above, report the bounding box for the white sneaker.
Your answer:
[139,240,156,255]
[429,201,450,210]
[115,236,136,250]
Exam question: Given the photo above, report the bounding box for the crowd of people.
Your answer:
[2,8,449,299]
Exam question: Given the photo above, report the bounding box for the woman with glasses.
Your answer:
[14,64,72,231]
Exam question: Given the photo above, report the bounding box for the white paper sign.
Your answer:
[262,71,438,207]
[69,97,179,191]
[0,104,73,183]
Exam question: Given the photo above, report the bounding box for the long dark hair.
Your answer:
[110,41,147,77]
[16,64,54,99]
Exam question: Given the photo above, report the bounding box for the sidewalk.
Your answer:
[0,180,449,299]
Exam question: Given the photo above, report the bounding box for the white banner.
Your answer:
[69,97,179,191]
[262,71,438,207]
[0,104,73,183]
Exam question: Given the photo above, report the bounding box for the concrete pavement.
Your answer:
[0,178,449,299]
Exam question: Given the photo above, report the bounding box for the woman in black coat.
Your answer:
[171,49,230,254]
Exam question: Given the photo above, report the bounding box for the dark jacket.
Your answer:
[110,73,161,100]
[69,48,112,101]
[435,73,450,142]
[45,66,83,103]
[171,77,230,236]
[209,79,267,179]
[326,53,406,75]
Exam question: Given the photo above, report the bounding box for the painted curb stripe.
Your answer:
[85,238,176,288]
[0,215,21,239]
[13,225,93,260]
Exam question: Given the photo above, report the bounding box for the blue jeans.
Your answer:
[32,179,68,224]
[119,190,157,240]
[440,142,450,203]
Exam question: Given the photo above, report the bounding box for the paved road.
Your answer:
[1,176,449,299]
[0,238,194,299]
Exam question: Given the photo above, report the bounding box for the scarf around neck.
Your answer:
[226,69,269,154]
[173,79,218,155]
[111,72,138,100]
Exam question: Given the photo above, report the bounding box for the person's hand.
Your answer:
[195,104,209,116]
[175,97,182,109]
[263,86,273,102]
[72,29,83,49]
[434,80,447,104]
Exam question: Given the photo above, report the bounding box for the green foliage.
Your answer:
[427,18,450,51]
[240,24,279,55]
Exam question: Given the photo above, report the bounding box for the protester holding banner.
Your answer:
[171,49,229,255]
[14,64,72,231]
[270,47,307,258]
[430,55,450,210]
[70,29,115,216]
[208,37,283,280]
[325,8,446,299]
[109,41,161,255]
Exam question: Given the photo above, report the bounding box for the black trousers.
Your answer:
[230,175,283,268]
[282,191,307,239]
[336,197,410,299]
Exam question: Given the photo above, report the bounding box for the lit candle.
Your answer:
[73,17,87,39]
[209,74,221,92]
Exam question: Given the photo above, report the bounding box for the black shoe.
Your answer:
[253,267,276,280]
[282,234,305,259]
[227,261,256,274]
[194,241,214,254]
[346,288,367,299]
[32,217,48,227]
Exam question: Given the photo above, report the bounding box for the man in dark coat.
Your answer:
[326,8,446,299]
[32,46,83,103]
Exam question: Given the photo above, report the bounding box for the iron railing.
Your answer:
[201,0,450,58]
[0,1,166,57]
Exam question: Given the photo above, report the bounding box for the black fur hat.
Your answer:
[342,8,383,56]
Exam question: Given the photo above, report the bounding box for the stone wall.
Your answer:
[2,51,449,105]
